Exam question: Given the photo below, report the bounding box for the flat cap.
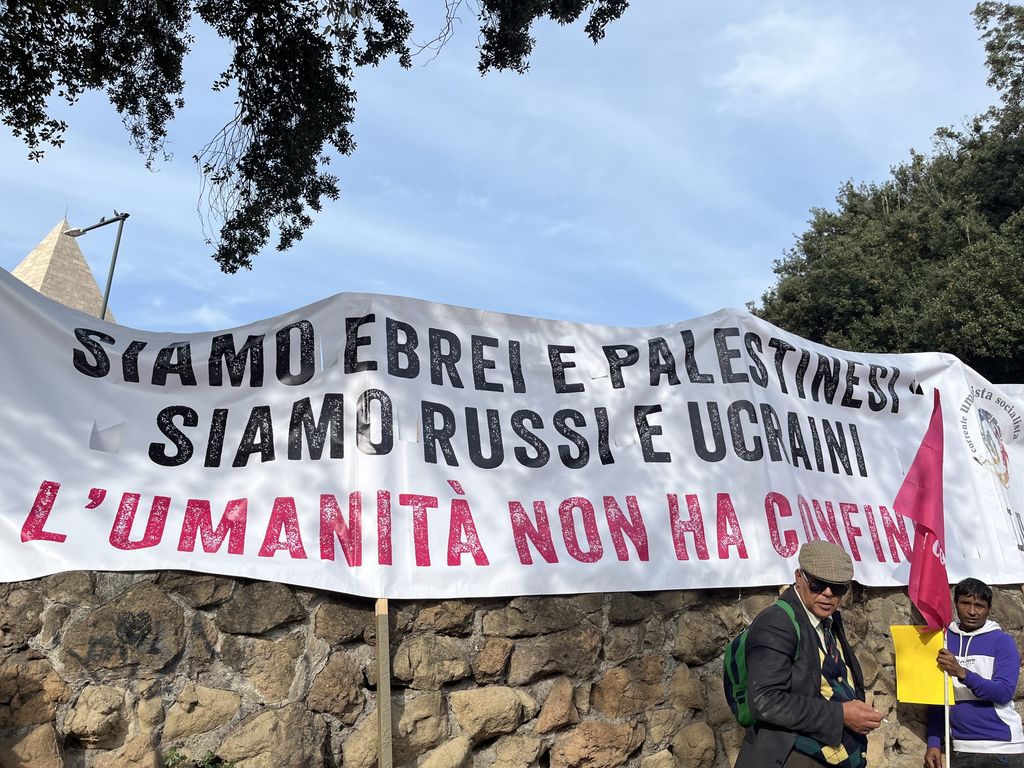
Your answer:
[798,541,853,583]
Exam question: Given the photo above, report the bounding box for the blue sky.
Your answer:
[0,1,997,332]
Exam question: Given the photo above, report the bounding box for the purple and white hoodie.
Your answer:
[926,619,1024,754]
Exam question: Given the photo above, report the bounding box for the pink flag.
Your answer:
[894,389,951,629]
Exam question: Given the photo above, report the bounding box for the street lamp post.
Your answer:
[64,211,130,321]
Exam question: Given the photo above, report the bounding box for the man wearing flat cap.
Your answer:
[734,541,883,768]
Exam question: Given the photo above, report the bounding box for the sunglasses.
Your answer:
[800,569,850,597]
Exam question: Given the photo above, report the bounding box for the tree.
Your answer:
[756,2,1024,384]
[0,0,627,272]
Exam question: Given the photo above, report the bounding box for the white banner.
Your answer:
[1,269,1022,597]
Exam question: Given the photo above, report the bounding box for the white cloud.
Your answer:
[164,303,235,330]
[456,190,491,211]
[714,8,907,113]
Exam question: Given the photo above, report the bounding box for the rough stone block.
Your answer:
[393,634,471,689]
[450,686,529,742]
[221,632,304,702]
[214,581,306,635]
[507,626,602,685]
[64,684,127,748]
[218,704,326,768]
[472,636,514,682]
[492,734,542,768]
[483,597,588,637]
[414,601,475,635]
[59,582,185,678]
[0,654,69,728]
[0,722,62,767]
[592,656,665,717]
[537,676,579,734]
[394,691,448,764]
[671,721,715,768]
[307,652,365,723]
[157,572,235,608]
[672,612,728,664]
[164,684,241,740]
[314,600,373,645]
[550,720,645,768]
[420,736,471,768]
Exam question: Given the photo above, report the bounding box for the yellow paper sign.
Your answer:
[891,625,955,704]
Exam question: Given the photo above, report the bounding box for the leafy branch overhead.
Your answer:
[0,0,627,272]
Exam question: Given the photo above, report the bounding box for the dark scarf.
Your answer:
[792,618,867,767]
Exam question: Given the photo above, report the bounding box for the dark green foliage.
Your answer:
[164,748,235,768]
[757,3,1024,383]
[0,1,628,272]
[976,0,1024,113]
[192,0,412,270]
[475,0,628,73]
[0,0,191,162]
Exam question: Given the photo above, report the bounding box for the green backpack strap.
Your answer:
[774,599,801,661]
[723,596,805,728]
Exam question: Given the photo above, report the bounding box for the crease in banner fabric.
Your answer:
[0,267,1022,598]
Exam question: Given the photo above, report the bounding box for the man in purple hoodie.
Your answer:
[925,578,1024,768]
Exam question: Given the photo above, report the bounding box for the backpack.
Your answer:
[723,599,801,727]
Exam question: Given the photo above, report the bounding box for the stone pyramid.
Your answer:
[10,218,115,322]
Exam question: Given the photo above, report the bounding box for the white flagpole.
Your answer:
[943,670,951,768]
[944,626,951,768]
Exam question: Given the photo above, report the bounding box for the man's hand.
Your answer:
[923,746,943,768]
[936,649,967,681]
[842,700,883,734]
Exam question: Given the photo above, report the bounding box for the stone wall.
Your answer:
[1,571,1022,768]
